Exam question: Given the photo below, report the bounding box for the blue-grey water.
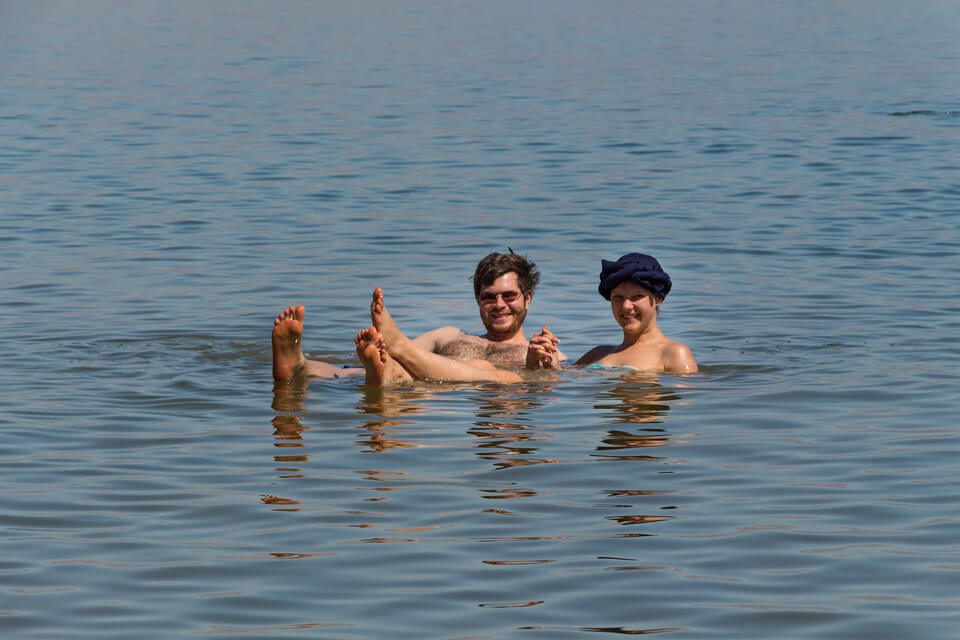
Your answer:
[2,1,959,638]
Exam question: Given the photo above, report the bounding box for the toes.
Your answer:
[355,328,377,346]
[275,305,304,325]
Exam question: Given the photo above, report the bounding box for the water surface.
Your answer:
[2,1,959,638]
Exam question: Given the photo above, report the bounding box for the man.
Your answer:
[272,251,558,384]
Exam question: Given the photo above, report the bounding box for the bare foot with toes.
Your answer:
[272,305,305,381]
[355,327,387,386]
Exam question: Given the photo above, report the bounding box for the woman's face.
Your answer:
[609,281,659,333]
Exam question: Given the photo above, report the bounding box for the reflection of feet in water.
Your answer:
[356,385,431,421]
[355,327,387,385]
[358,419,419,453]
[272,378,307,412]
[272,414,305,440]
[272,305,305,381]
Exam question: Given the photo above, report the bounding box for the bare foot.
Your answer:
[355,327,387,385]
[272,305,305,381]
[355,325,414,386]
[370,288,413,360]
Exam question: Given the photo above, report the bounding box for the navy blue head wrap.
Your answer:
[598,253,672,301]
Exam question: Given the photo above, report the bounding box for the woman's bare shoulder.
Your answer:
[662,341,698,374]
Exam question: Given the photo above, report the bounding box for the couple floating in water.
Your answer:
[272,251,697,386]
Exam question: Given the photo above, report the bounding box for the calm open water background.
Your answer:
[2,1,959,638]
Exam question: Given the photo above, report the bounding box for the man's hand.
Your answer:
[526,326,561,370]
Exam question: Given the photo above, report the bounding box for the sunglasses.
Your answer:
[478,290,523,305]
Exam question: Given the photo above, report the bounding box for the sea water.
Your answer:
[1,1,959,638]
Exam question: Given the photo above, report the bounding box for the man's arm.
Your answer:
[410,326,463,354]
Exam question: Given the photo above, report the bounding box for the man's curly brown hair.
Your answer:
[472,250,540,298]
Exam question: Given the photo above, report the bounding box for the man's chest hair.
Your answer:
[436,335,527,365]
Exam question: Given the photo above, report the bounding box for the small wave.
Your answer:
[888,110,960,117]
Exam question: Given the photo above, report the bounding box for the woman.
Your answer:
[530,253,697,374]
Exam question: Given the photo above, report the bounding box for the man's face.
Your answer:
[476,272,532,339]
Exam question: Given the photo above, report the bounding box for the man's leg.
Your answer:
[272,305,363,381]
[370,289,522,384]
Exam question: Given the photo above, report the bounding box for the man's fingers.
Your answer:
[532,333,560,346]
[538,327,560,344]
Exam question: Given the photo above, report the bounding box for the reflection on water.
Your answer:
[470,382,558,471]
[594,374,680,424]
[355,386,433,453]
[271,415,309,476]
[590,375,684,465]
[356,420,421,454]
[473,383,554,419]
[271,382,309,413]
[271,384,310,480]
[471,421,554,471]
[260,494,301,512]
[356,385,433,419]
